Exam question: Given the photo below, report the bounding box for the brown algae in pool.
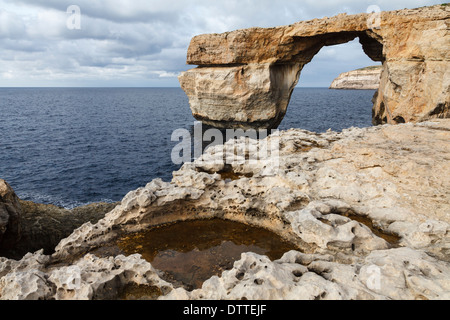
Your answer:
[218,169,253,181]
[115,219,299,290]
[341,211,401,246]
[118,283,163,300]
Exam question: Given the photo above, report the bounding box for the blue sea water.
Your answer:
[0,87,375,208]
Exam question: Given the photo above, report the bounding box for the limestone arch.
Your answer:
[179,7,449,130]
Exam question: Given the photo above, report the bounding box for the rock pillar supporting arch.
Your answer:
[179,6,450,130]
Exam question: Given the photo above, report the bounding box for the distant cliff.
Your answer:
[330,66,382,90]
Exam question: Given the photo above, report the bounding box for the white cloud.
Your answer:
[152,71,180,78]
[0,0,444,87]
[0,9,27,38]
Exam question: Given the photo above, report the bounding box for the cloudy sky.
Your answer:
[0,0,444,87]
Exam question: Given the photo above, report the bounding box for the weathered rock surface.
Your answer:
[164,248,450,300]
[1,119,448,300]
[179,5,450,129]
[330,66,382,90]
[0,250,170,300]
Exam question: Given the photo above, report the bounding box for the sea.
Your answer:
[0,87,375,209]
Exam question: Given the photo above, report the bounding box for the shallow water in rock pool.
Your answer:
[94,219,300,290]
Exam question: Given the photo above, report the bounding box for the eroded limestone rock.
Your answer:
[0,250,171,300]
[163,248,450,300]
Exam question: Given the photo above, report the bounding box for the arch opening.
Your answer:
[276,34,384,132]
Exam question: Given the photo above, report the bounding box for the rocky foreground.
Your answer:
[0,119,449,300]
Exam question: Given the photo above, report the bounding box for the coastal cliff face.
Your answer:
[0,183,117,260]
[330,66,382,90]
[1,120,449,300]
[0,180,21,252]
[179,5,450,129]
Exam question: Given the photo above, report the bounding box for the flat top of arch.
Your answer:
[185,5,449,65]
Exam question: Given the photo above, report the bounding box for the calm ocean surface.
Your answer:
[0,88,375,208]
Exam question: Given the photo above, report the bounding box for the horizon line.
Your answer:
[0,86,332,89]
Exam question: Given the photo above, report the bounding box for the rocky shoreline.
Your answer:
[1,119,448,300]
[0,184,118,260]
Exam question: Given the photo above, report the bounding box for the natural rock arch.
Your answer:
[179,5,449,130]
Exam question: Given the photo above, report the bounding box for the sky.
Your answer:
[0,0,445,87]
